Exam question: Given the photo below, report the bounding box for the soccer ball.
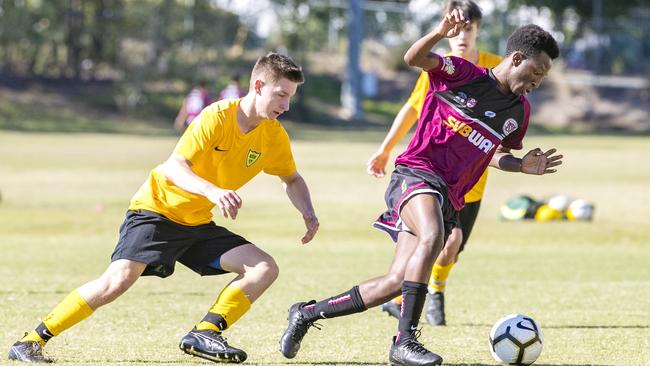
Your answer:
[566,199,594,221]
[489,314,543,365]
[547,194,570,212]
[533,204,563,222]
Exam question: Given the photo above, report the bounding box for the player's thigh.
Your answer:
[177,223,250,276]
[218,244,276,275]
[388,231,419,275]
[400,193,444,241]
[101,259,147,283]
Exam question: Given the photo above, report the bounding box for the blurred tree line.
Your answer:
[0,0,647,126]
[0,0,251,78]
[2,0,648,79]
[0,0,255,111]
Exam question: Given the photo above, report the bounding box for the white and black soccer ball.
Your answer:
[489,314,543,365]
[566,199,595,221]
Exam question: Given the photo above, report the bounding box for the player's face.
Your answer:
[255,77,298,120]
[448,21,479,56]
[509,51,552,97]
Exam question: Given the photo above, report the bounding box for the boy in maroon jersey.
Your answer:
[280,9,562,366]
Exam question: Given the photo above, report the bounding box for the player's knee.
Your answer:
[383,273,403,293]
[100,270,137,297]
[446,229,463,250]
[253,257,279,283]
[418,230,444,253]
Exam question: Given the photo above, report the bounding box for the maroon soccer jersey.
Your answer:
[395,55,530,210]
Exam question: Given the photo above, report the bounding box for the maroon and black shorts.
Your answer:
[373,165,459,243]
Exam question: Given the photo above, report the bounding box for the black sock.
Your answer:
[301,286,367,322]
[200,312,228,331]
[35,323,54,343]
[396,281,427,343]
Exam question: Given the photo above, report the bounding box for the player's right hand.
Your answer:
[207,188,242,219]
[437,8,468,39]
[367,151,389,178]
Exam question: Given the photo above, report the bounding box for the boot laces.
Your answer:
[292,312,322,341]
[403,329,428,355]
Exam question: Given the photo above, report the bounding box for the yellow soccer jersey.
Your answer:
[129,99,296,226]
[405,50,502,203]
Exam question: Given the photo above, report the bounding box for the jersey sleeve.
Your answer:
[405,72,430,118]
[174,106,224,163]
[263,127,297,177]
[501,98,530,150]
[427,54,484,91]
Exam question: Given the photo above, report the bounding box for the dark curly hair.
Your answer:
[505,24,559,59]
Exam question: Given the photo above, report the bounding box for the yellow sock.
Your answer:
[196,286,251,332]
[43,290,94,335]
[391,295,403,305]
[428,262,455,292]
[21,290,93,346]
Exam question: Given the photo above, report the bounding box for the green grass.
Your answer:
[1,131,649,365]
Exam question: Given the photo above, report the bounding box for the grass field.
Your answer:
[1,130,649,366]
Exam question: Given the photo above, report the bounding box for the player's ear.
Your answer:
[512,52,527,67]
[254,79,264,94]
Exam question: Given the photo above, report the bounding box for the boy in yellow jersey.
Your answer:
[9,53,319,364]
[366,0,501,326]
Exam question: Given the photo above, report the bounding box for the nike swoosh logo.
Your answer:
[410,326,417,331]
[516,320,535,332]
[214,146,228,152]
[319,311,327,319]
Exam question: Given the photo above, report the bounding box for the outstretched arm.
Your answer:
[161,153,242,219]
[367,102,418,178]
[490,145,563,175]
[280,172,319,244]
[404,8,468,70]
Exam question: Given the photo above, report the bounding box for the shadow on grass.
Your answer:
[244,363,615,366]
[58,360,190,364]
[458,322,649,329]
[259,363,385,365]
[443,364,616,366]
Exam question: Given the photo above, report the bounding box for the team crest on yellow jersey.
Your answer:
[246,149,261,167]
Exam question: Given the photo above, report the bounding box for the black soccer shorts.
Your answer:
[111,210,250,278]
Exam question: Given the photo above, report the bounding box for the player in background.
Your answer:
[219,73,246,101]
[9,53,319,364]
[367,0,501,326]
[175,80,212,131]
[280,10,561,366]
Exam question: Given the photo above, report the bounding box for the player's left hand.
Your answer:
[521,148,563,175]
[301,212,319,244]
[437,8,468,39]
[367,150,389,178]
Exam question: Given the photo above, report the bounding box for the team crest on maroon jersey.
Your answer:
[503,118,518,136]
[441,57,455,75]
[454,92,468,105]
